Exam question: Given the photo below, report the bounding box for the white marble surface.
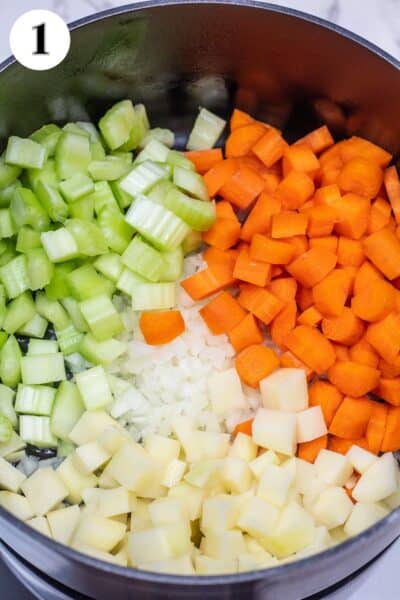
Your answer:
[0,1,399,599]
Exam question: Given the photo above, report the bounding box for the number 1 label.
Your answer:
[33,23,49,56]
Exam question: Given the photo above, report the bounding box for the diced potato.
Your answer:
[130,498,152,532]
[106,442,157,494]
[208,368,247,415]
[195,555,238,574]
[352,453,398,503]
[194,431,231,460]
[257,459,296,507]
[249,450,280,479]
[74,441,111,474]
[98,469,119,489]
[260,368,308,413]
[0,431,26,459]
[237,496,280,538]
[310,487,353,529]
[220,457,253,493]
[21,468,68,517]
[69,411,120,446]
[138,555,195,575]
[303,478,330,511]
[260,502,316,558]
[73,542,127,566]
[201,494,239,533]
[295,526,332,558]
[344,474,358,490]
[346,445,377,475]
[238,552,277,571]
[315,450,353,487]
[82,487,130,517]
[47,505,81,544]
[73,514,126,552]
[27,516,52,537]
[149,498,188,525]
[162,459,186,488]
[144,434,181,464]
[228,433,258,462]
[184,459,221,489]
[200,530,247,560]
[330,526,348,545]
[98,426,131,455]
[168,482,205,521]
[296,406,327,443]
[0,491,34,520]
[252,409,297,456]
[129,522,192,564]
[0,456,26,492]
[344,502,389,537]
[295,458,317,495]
[385,489,400,510]
[57,456,97,504]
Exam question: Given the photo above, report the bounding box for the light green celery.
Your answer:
[0,255,30,298]
[27,248,55,290]
[35,292,70,330]
[99,100,136,150]
[110,180,132,210]
[167,150,196,172]
[119,103,150,151]
[0,335,21,388]
[55,132,91,179]
[116,268,148,297]
[21,353,66,385]
[16,227,42,253]
[164,188,216,231]
[0,154,22,189]
[18,314,48,339]
[41,228,79,263]
[25,159,59,192]
[160,247,184,282]
[0,209,16,238]
[66,264,114,301]
[76,122,102,143]
[90,141,107,161]
[110,151,133,163]
[0,242,17,268]
[5,136,46,169]
[66,219,108,256]
[3,292,36,334]
[173,165,209,201]
[135,139,170,164]
[19,415,57,447]
[120,160,168,198]
[15,384,56,416]
[0,415,12,443]
[90,181,119,214]
[97,206,133,254]
[62,123,90,137]
[51,381,85,440]
[45,262,77,300]
[0,181,22,207]
[35,180,69,223]
[55,323,84,355]
[57,440,75,457]
[64,352,90,374]
[0,384,17,428]
[94,253,123,283]
[61,297,89,333]
[132,282,176,311]
[186,107,226,150]
[0,332,7,351]
[146,180,175,205]
[10,187,50,231]
[182,229,202,255]
[121,235,164,282]
[28,339,58,355]
[30,124,62,157]
[79,334,126,365]
[141,128,174,148]
[79,294,124,341]
[69,196,94,221]
[88,156,130,181]
[59,173,94,203]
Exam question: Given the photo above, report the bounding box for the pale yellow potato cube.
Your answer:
[303,478,330,511]
[0,431,26,459]
[260,502,316,558]
[295,526,333,558]
[295,458,317,495]
[296,406,327,443]
[238,552,277,571]
[252,409,297,456]
[0,491,34,520]
[129,522,191,564]
[237,496,280,538]
[249,450,280,479]
[385,489,400,510]
[220,457,253,493]
[344,502,389,537]
[82,487,130,517]
[310,487,353,529]
[208,368,247,415]
[57,456,97,504]
[98,426,131,455]
[98,468,119,489]
[228,433,258,462]
[74,441,111,474]
[257,459,296,507]
[352,453,398,503]
[144,434,181,464]
[0,456,26,492]
[346,445,377,475]
[21,468,68,517]
[73,514,126,552]
[201,494,240,533]
[69,411,120,446]
[194,431,231,460]
[195,555,238,574]
[27,516,52,537]
[200,530,246,560]
[138,555,195,575]
[315,450,353,487]
[149,497,188,525]
[162,459,186,488]
[260,368,308,412]
[130,499,152,532]
[184,459,221,489]
[47,504,81,545]
[73,542,127,565]
[168,482,205,521]
[106,442,157,494]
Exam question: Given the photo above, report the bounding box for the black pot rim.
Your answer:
[0,0,400,587]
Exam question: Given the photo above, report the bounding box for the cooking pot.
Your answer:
[0,2,400,598]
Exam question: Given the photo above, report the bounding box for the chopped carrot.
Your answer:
[262,172,281,194]
[284,235,309,259]
[139,311,185,345]
[384,166,400,224]
[377,379,400,407]
[275,171,315,210]
[268,277,297,303]
[339,136,392,167]
[313,183,341,207]
[250,234,295,265]
[305,205,336,237]
[351,278,396,322]
[199,291,246,334]
[298,435,328,463]
[329,396,375,439]
[233,418,254,437]
[322,308,365,346]
[240,192,281,241]
[365,312,400,364]
[271,211,308,238]
[219,164,265,210]
[297,305,323,327]
[203,158,238,197]
[203,205,241,251]
[328,362,380,397]
[337,237,364,267]
[333,193,370,240]
[297,286,314,311]
[298,199,315,213]
[353,261,383,295]
[309,380,343,426]
[364,226,400,280]
[328,436,370,454]
[287,247,337,287]
[230,108,254,131]
[285,325,336,373]
[282,143,320,176]
[333,344,350,361]
[238,284,284,325]
[320,143,345,168]
[235,344,279,388]
[295,125,334,154]
[280,350,315,380]
[381,406,400,452]
[312,269,351,317]
[349,338,379,369]
[309,236,338,254]
[228,313,263,353]
[233,245,271,287]
[367,197,392,234]
[379,356,400,378]
[225,122,266,157]
[270,301,297,348]
[181,264,235,301]
[338,157,383,200]
[271,266,284,279]
[185,148,224,174]
[252,128,287,167]
[203,246,238,269]
[215,200,237,220]
[366,403,388,454]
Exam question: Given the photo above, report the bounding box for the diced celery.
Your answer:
[16,228,42,253]
[94,253,123,283]
[99,100,136,151]
[0,241,17,268]
[125,197,190,251]
[0,335,21,388]
[132,282,176,311]
[35,181,69,223]
[0,332,8,351]
[88,157,130,181]
[66,264,114,301]
[66,219,108,256]
[0,415,12,443]
[25,159,59,192]
[59,174,94,203]
[75,365,113,410]
[121,235,164,282]
[167,150,196,172]
[120,161,169,198]
[55,132,91,179]
[69,196,95,221]
[18,314,48,339]
[97,206,133,254]
[51,381,85,440]
[55,323,84,355]
[111,151,133,163]
[142,128,175,148]
[64,352,90,374]
[0,384,17,428]
[63,123,90,137]
[45,262,77,300]
[79,334,126,365]
[0,255,30,298]
[5,136,46,169]
[90,141,107,161]
[0,181,22,207]
[164,188,216,231]
[10,187,50,231]
[3,292,36,334]
[146,180,175,205]
[21,353,66,385]
[116,268,149,297]
[135,139,170,164]
[57,439,75,457]
[15,384,56,416]
[35,292,70,330]
[0,430,26,457]
[27,248,55,290]
[161,247,184,282]
[79,294,124,341]
[0,154,22,190]
[187,107,226,150]
[30,124,62,157]
[19,415,57,447]
[61,297,89,333]
[119,103,150,151]
[173,166,209,201]
[90,181,119,214]
[28,339,59,355]
[41,228,79,263]
[76,122,102,143]
[0,209,16,238]
[110,180,132,210]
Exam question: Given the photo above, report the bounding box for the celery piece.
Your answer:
[90,181,119,215]
[79,333,126,365]
[167,150,196,172]
[76,365,113,410]
[97,206,133,254]
[160,247,184,282]
[146,180,175,205]
[0,154,22,190]
[16,227,42,253]
[36,181,69,223]
[55,323,84,355]
[0,335,21,388]
[66,264,114,301]
[76,122,102,144]
[5,136,46,169]
[21,353,66,385]
[0,332,8,352]
[79,294,124,341]
[57,440,75,457]
[120,160,168,198]
[90,141,106,161]
[187,107,226,151]
[3,292,36,334]
[59,174,94,203]
[69,196,95,221]
[135,139,170,165]
[111,151,133,163]
[99,100,136,151]
[25,159,59,193]
[0,180,22,207]
[63,123,90,137]
[116,268,149,297]
[88,156,130,181]
[19,415,57,447]
[0,242,17,268]
[120,103,150,151]
[55,132,91,179]
[18,314,48,339]
[61,297,89,333]
[0,384,17,428]
[64,352,90,374]
[110,180,132,210]
[30,124,62,157]
[164,188,216,231]
[45,262,77,300]
[15,384,56,416]
[173,166,209,201]
[0,209,15,238]
[94,253,123,283]
[0,415,12,443]
[125,197,189,251]
[66,219,108,257]
[0,255,30,298]
[28,339,58,355]
[35,292,70,330]
[142,128,175,149]
[27,248,55,290]
[41,228,79,263]
[121,235,164,282]
[51,381,85,440]
[132,282,176,311]
[10,187,50,231]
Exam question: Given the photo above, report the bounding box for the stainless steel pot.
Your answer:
[0,2,399,598]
